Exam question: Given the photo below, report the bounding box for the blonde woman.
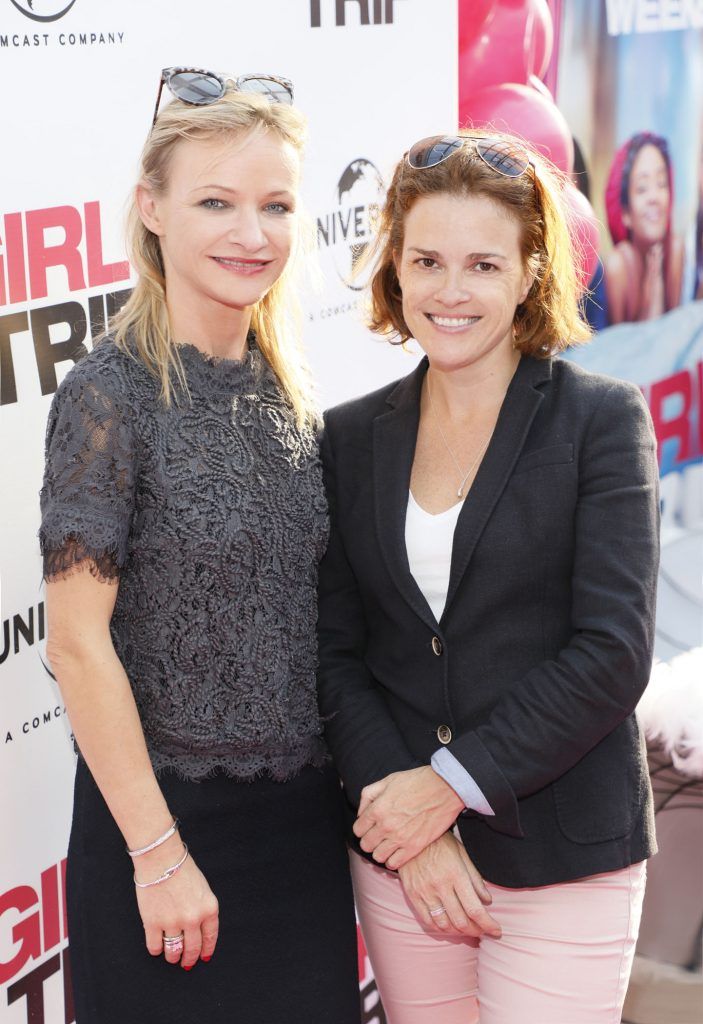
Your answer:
[318,133,660,1023]
[40,69,358,1023]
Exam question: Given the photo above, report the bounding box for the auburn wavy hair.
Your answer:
[367,129,591,356]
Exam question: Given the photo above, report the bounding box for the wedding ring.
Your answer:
[163,933,184,946]
[429,906,447,917]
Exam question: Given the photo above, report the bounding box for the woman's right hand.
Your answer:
[45,569,220,970]
[134,836,220,969]
[397,832,501,939]
[641,242,665,319]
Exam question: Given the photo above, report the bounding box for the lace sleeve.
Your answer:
[39,369,136,582]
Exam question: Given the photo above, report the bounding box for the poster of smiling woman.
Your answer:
[557,1,702,662]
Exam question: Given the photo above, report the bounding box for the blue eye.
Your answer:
[265,202,292,214]
[200,198,228,210]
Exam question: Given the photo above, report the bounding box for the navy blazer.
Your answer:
[317,355,659,887]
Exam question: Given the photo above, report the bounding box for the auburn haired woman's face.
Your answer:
[624,144,670,246]
[138,131,300,317]
[395,192,532,375]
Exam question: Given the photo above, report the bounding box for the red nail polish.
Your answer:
[201,955,211,962]
[183,964,193,971]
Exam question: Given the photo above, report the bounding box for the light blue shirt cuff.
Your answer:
[431,747,495,817]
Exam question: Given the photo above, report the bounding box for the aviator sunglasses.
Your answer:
[406,134,532,178]
[152,67,294,125]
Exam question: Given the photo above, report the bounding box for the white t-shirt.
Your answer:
[405,490,495,817]
[405,490,464,622]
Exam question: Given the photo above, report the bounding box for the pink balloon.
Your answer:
[458,0,554,97]
[528,73,553,101]
[530,0,554,79]
[458,0,495,51]
[460,82,574,174]
[561,183,601,293]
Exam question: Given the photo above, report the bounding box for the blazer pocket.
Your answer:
[552,718,644,844]
[512,443,574,475]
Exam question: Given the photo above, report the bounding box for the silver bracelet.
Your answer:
[126,819,179,859]
[134,844,189,889]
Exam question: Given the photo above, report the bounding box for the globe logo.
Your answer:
[317,159,385,291]
[8,0,78,21]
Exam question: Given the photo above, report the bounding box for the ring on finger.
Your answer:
[429,905,447,918]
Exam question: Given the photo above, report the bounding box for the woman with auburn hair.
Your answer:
[604,131,684,324]
[318,131,659,1023]
[39,70,358,1024]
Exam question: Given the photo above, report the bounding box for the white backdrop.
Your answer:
[0,2,457,1020]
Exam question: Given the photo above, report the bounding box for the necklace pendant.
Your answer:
[457,472,471,498]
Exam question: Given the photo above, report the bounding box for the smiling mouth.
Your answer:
[426,314,480,329]
[211,256,272,273]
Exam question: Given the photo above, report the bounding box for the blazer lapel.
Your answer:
[373,358,438,630]
[442,356,553,620]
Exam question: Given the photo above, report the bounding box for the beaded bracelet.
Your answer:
[134,844,189,889]
[126,819,179,859]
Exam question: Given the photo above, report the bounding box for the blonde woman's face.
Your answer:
[396,192,532,375]
[140,131,300,317]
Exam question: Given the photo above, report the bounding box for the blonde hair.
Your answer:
[111,90,316,427]
[368,129,592,356]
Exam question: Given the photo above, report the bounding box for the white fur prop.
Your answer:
[636,648,703,779]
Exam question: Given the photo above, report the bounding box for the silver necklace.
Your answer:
[426,375,491,498]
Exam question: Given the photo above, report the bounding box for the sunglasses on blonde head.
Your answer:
[152,67,294,125]
[406,134,532,178]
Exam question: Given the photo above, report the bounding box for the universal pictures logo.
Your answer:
[317,159,385,291]
[8,0,78,19]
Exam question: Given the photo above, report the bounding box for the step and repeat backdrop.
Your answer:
[0,2,455,1020]
[3,1,702,1020]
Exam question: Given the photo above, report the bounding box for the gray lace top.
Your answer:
[39,336,329,781]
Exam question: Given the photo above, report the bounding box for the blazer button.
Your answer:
[437,724,452,744]
[431,636,443,656]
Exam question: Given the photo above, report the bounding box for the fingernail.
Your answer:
[201,955,211,962]
[183,964,193,971]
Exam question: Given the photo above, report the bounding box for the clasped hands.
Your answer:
[354,765,465,869]
[354,767,500,939]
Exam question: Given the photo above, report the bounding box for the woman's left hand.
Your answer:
[354,766,464,870]
[398,832,501,938]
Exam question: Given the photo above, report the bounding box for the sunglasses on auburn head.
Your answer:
[406,134,532,178]
[152,67,294,125]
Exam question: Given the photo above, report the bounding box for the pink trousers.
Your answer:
[351,851,646,1024]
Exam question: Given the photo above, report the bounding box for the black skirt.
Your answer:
[67,759,360,1023]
